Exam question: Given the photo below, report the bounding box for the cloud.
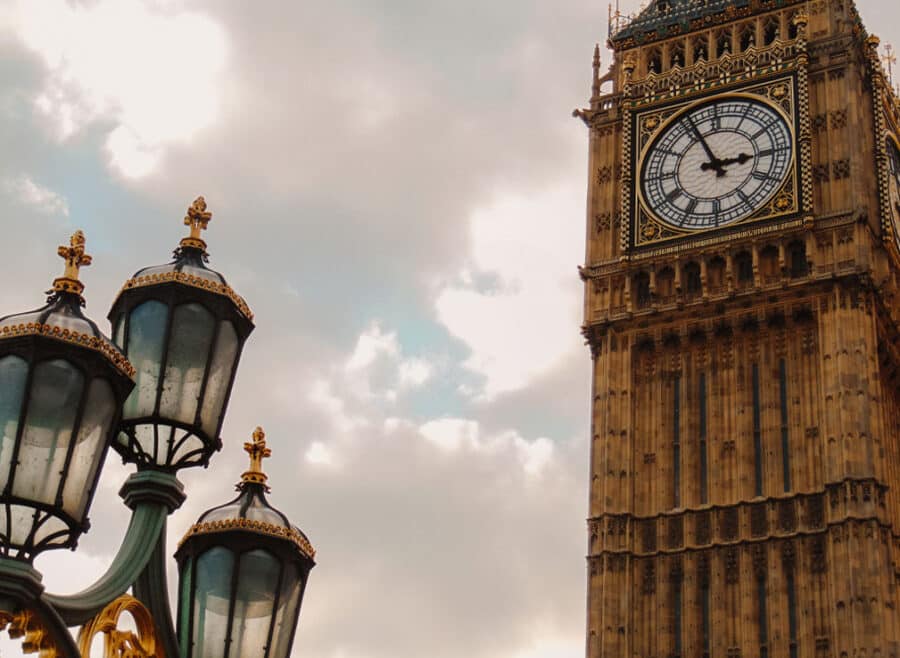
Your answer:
[435,183,585,399]
[8,0,227,178]
[3,175,69,216]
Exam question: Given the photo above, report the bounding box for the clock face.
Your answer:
[640,97,794,230]
[889,136,900,247]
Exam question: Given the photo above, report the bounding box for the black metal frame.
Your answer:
[0,299,134,561]
[108,251,253,472]
[175,529,313,658]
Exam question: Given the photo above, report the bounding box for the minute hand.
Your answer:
[687,116,721,167]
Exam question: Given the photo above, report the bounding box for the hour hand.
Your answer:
[717,153,753,168]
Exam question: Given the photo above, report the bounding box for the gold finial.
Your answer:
[52,230,92,296]
[180,196,212,251]
[883,44,897,87]
[241,426,272,489]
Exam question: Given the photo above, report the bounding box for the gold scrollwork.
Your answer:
[0,608,61,657]
[77,595,162,658]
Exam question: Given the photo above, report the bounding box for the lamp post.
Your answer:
[0,199,315,658]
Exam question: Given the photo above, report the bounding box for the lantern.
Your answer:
[175,428,315,658]
[108,197,254,471]
[0,232,134,559]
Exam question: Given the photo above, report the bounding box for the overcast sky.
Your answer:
[0,2,898,657]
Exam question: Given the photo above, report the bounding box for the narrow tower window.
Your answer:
[693,37,708,62]
[780,358,790,492]
[735,251,754,286]
[764,17,780,45]
[699,372,708,504]
[684,262,702,299]
[752,363,763,497]
[701,581,711,658]
[758,577,769,658]
[740,23,756,51]
[787,571,799,658]
[717,30,732,58]
[674,373,682,508]
[674,575,683,657]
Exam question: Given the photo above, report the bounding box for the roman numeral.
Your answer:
[667,188,683,202]
[685,199,698,214]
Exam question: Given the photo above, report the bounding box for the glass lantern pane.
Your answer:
[112,313,125,349]
[0,355,29,488]
[61,378,115,519]
[13,360,84,507]
[200,320,238,437]
[159,303,215,426]
[231,549,281,658]
[270,563,305,658]
[193,546,234,658]
[123,301,169,420]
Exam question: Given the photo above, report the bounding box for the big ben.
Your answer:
[576,1,900,657]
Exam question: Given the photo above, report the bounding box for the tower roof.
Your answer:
[609,0,801,49]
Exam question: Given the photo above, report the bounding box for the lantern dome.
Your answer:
[175,427,314,658]
[108,197,254,472]
[0,232,134,560]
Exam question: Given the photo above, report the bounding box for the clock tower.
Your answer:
[576,1,900,656]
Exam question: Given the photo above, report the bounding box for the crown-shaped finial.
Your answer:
[52,230,92,297]
[241,426,272,489]
[180,196,213,251]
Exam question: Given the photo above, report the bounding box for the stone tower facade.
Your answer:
[576,1,900,656]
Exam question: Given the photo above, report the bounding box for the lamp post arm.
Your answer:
[44,470,186,627]
[133,518,182,658]
[42,501,168,626]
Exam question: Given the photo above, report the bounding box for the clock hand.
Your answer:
[702,152,753,177]
[687,116,722,168]
[717,153,753,168]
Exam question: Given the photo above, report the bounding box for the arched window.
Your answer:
[740,23,756,51]
[764,17,780,45]
[788,240,808,278]
[670,42,685,69]
[657,267,676,301]
[735,251,754,286]
[684,262,702,298]
[692,37,709,62]
[760,245,779,282]
[634,272,651,309]
[716,30,732,58]
[708,256,726,291]
[647,48,662,74]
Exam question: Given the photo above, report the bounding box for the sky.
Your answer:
[0,2,898,657]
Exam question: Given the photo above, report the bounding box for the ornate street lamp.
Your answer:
[108,197,255,471]
[175,428,315,658]
[0,200,316,658]
[0,232,134,560]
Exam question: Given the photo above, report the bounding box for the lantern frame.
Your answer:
[174,428,315,658]
[0,232,135,561]
[107,197,255,472]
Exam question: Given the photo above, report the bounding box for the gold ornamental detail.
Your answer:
[241,426,271,488]
[180,518,316,561]
[118,271,254,321]
[0,608,61,658]
[0,322,135,378]
[77,595,162,658]
[181,196,212,251]
[52,230,92,297]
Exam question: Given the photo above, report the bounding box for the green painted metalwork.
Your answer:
[43,471,184,626]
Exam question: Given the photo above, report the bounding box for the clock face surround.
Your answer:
[640,96,794,231]
[888,135,900,248]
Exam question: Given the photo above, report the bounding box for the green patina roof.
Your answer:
[611,0,754,45]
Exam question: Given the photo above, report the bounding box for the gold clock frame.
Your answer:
[626,75,806,250]
[884,132,900,255]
